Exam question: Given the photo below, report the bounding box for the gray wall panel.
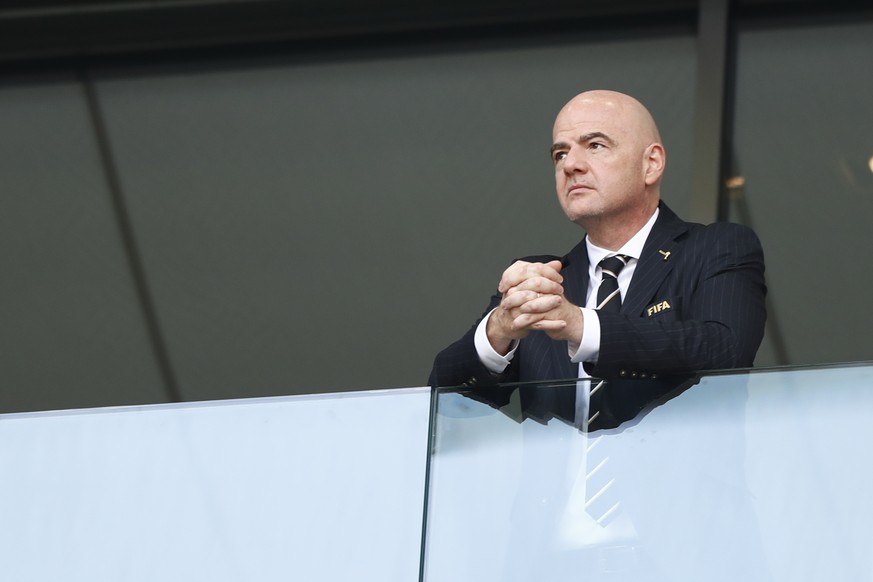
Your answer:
[733,21,873,366]
[0,81,169,412]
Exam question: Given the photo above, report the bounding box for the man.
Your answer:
[429,90,766,428]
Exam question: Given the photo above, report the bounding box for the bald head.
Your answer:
[554,90,661,147]
[551,90,666,249]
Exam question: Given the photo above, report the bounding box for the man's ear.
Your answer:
[643,143,666,185]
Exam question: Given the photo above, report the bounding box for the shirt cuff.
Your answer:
[474,309,519,374]
[569,307,601,364]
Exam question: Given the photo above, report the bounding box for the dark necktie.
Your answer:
[583,255,632,527]
[595,254,630,312]
[586,254,631,429]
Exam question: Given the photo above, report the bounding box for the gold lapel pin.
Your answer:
[658,250,671,261]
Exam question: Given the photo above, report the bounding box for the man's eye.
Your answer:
[553,151,567,163]
[589,142,605,150]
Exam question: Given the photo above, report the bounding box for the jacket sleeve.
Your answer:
[428,254,562,388]
[428,291,517,389]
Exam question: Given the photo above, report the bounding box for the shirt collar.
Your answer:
[585,207,660,267]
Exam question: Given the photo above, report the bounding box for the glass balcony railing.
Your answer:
[2,362,872,581]
[0,388,432,582]
[424,362,873,582]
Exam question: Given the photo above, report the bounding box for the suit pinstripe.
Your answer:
[429,202,766,426]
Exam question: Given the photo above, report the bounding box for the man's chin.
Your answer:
[562,206,600,224]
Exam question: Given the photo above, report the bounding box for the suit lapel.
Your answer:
[622,203,689,317]
[561,238,590,308]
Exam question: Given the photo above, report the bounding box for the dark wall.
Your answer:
[0,32,697,412]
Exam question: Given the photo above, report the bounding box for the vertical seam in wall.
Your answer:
[720,7,791,365]
[718,0,738,222]
[690,0,730,224]
[80,69,184,403]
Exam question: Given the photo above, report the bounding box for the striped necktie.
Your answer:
[587,254,632,430]
[595,254,631,312]
[583,256,633,528]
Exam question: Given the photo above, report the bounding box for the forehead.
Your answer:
[552,98,634,141]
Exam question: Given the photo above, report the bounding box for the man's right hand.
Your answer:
[486,259,565,354]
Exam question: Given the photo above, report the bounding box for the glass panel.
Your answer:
[730,19,873,367]
[424,363,873,581]
[0,388,431,582]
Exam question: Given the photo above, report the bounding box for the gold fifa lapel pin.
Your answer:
[658,250,671,261]
[646,300,673,317]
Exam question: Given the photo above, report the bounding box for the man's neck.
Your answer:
[586,207,659,262]
[582,200,660,251]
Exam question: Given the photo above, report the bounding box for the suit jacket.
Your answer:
[429,202,767,428]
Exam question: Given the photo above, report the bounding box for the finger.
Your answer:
[502,289,563,312]
[517,294,562,313]
[498,261,531,293]
[498,261,564,293]
[501,290,539,311]
[530,319,568,331]
[505,277,564,297]
[511,312,570,332]
[509,311,548,331]
[503,261,564,288]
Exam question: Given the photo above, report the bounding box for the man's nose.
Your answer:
[563,147,588,173]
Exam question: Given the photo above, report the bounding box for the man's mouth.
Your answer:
[567,183,594,195]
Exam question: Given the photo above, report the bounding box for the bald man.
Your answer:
[429,91,767,427]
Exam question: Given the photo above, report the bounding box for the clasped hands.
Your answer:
[486,259,583,355]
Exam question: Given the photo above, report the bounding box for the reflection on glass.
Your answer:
[451,374,700,431]
[424,364,873,581]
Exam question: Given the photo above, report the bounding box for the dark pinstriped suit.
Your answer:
[429,202,767,428]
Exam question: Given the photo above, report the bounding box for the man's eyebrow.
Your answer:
[550,141,570,157]
[579,131,616,146]
[550,131,616,156]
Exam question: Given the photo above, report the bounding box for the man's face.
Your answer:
[550,94,659,227]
